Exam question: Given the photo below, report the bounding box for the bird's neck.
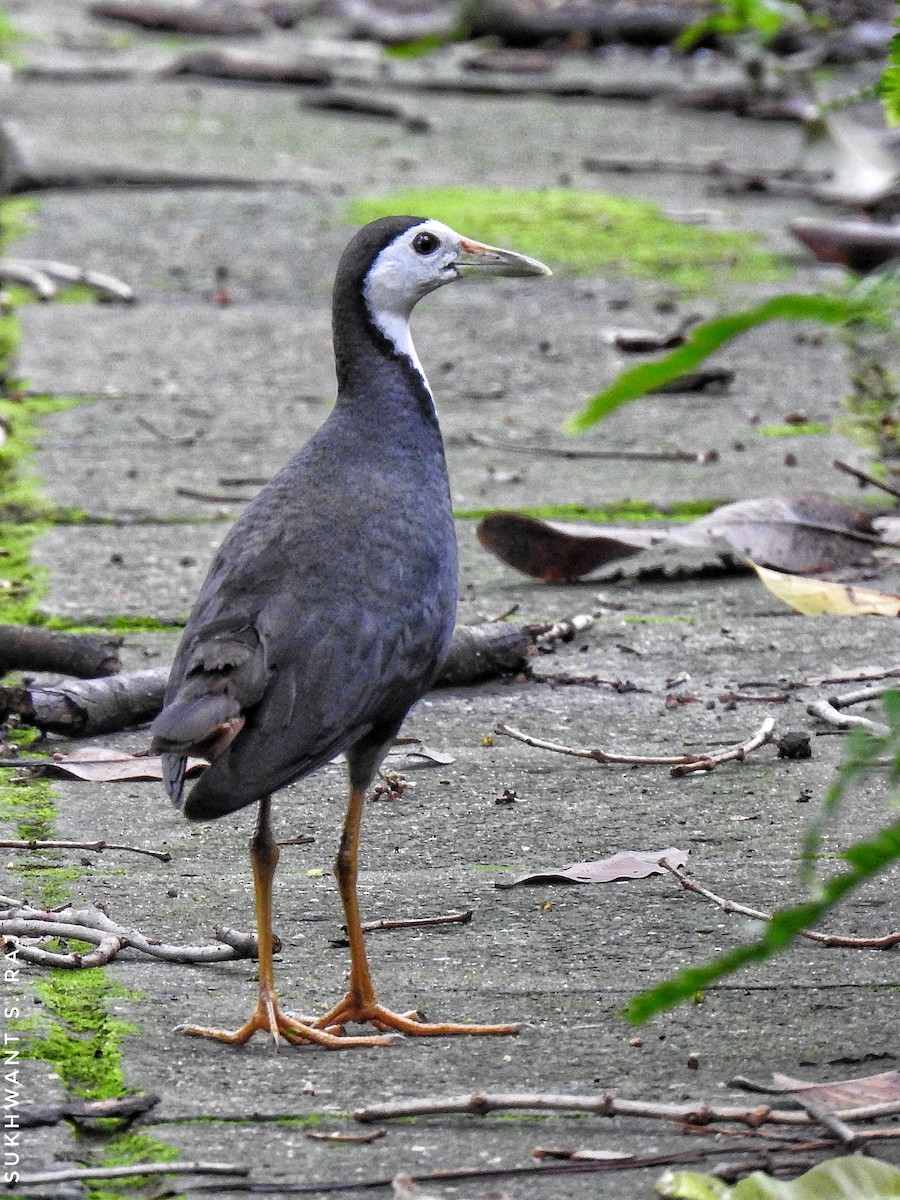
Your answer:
[332,280,440,432]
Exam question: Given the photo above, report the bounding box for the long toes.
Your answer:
[176,1008,395,1049]
[176,1021,257,1046]
[321,1002,519,1038]
[278,1017,395,1049]
[370,1011,518,1037]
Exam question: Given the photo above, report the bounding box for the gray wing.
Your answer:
[151,430,457,819]
[152,591,450,820]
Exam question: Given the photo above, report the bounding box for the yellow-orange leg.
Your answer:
[179,796,392,1050]
[313,785,519,1038]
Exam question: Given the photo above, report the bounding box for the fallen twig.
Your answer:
[793,1098,863,1151]
[827,683,897,708]
[0,669,170,736]
[20,1092,158,1129]
[806,697,890,736]
[0,902,259,968]
[305,1129,387,1144]
[467,432,704,463]
[16,1160,250,1185]
[526,669,637,688]
[526,614,594,647]
[833,458,900,503]
[353,1089,900,1126]
[0,838,171,861]
[495,716,776,776]
[808,665,900,686]
[176,485,255,503]
[303,90,430,133]
[0,623,122,677]
[361,911,472,934]
[331,910,473,947]
[660,859,900,949]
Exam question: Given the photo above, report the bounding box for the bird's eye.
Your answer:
[412,231,440,255]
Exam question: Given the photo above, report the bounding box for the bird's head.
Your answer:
[361,217,551,321]
[332,216,551,384]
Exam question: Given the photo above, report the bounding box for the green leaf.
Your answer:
[566,293,871,433]
[659,1156,900,1200]
[624,816,900,1023]
[880,25,900,126]
[800,702,900,882]
[675,0,807,50]
[657,1168,731,1198]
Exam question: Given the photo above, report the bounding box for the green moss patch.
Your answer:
[350,188,786,291]
[0,196,182,1196]
[18,970,138,1098]
[456,499,725,522]
[42,614,183,633]
[758,422,829,437]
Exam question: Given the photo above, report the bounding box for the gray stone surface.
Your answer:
[2,3,899,1198]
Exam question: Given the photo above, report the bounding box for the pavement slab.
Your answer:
[2,3,899,1198]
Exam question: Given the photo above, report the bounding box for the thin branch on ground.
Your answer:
[832,458,900,503]
[361,911,472,934]
[830,682,899,708]
[21,1092,159,1129]
[808,665,900,686]
[526,614,594,647]
[526,669,636,688]
[495,716,775,776]
[305,1129,387,1143]
[176,485,255,503]
[16,1161,250,1186]
[0,258,135,302]
[467,432,703,463]
[0,838,171,861]
[331,910,473,947]
[793,1098,863,1151]
[660,859,900,949]
[352,1090,900,1126]
[806,698,890,737]
[0,901,259,968]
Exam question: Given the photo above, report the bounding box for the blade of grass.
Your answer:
[624,816,900,1024]
[566,294,871,434]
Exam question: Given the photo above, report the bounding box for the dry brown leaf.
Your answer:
[789,217,900,273]
[496,847,689,888]
[751,562,900,615]
[477,496,883,584]
[681,495,880,574]
[477,512,659,582]
[45,747,208,783]
[773,1069,900,1110]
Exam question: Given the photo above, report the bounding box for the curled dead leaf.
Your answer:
[45,747,208,783]
[771,1068,900,1109]
[496,847,689,888]
[478,494,883,583]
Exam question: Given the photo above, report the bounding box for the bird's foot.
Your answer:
[313,997,519,1038]
[177,995,395,1049]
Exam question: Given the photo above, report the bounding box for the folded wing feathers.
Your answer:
[151,626,268,806]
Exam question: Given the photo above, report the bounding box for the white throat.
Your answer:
[368,305,429,388]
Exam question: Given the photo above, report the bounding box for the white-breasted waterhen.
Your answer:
[151,216,550,1048]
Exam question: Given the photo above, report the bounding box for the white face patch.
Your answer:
[362,219,463,384]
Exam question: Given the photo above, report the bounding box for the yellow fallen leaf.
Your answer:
[751,561,900,615]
